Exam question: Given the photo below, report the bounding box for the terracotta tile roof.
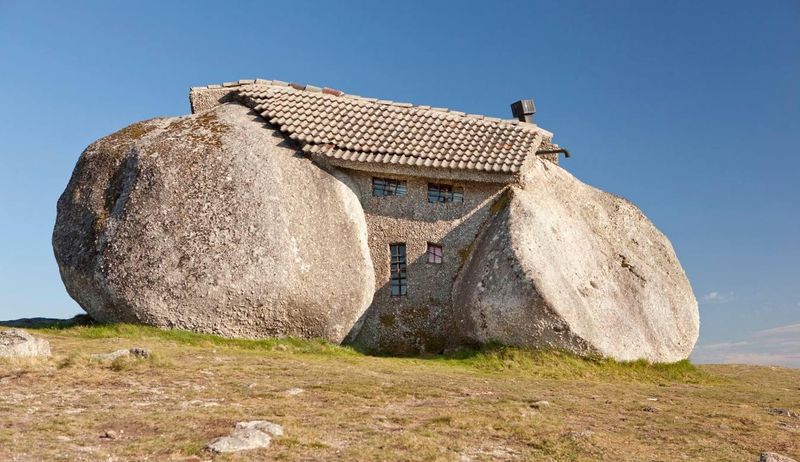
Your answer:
[197,79,551,175]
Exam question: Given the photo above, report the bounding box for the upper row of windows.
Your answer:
[371,177,464,204]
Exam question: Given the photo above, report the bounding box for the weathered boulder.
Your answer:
[0,329,51,358]
[53,103,374,342]
[451,159,699,363]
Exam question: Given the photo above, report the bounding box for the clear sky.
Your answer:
[0,1,798,366]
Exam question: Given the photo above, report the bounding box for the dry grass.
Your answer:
[0,324,798,461]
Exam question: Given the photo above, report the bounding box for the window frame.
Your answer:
[389,243,407,297]
[372,177,407,197]
[426,242,443,264]
[427,183,464,203]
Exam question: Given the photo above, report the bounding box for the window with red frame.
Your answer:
[427,243,443,264]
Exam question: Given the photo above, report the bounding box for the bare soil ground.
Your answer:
[0,324,798,461]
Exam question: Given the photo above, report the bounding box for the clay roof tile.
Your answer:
[229,81,548,176]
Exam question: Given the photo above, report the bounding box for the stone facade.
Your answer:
[342,170,506,354]
[189,86,239,114]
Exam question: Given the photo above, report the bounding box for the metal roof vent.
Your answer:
[510,99,536,123]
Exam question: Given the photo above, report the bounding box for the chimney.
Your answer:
[510,99,536,123]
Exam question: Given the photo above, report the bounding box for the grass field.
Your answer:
[1,323,798,461]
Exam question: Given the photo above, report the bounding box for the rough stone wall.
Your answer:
[344,171,505,354]
[189,87,240,114]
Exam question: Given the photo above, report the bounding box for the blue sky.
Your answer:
[0,1,798,366]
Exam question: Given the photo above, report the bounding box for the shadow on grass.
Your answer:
[4,318,715,384]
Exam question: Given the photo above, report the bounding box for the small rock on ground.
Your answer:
[767,408,798,418]
[100,430,119,440]
[529,400,549,409]
[0,329,51,358]
[285,387,304,396]
[759,452,798,462]
[90,347,150,361]
[235,421,284,436]
[206,421,284,453]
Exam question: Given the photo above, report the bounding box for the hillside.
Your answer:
[0,324,797,461]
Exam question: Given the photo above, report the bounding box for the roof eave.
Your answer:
[310,154,521,184]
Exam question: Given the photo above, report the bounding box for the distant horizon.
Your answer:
[1,1,797,367]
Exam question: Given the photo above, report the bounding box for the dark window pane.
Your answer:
[389,243,407,297]
[428,183,463,203]
[373,177,407,197]
[452,187,464,203]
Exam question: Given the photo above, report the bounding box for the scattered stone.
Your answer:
[643,406,660,413]
[206,420,283,453]
[0,329,51,358]
[768,408,798,418]
[100,430,118,440]
[207,429,270,453]
[759,452,798,462]
[529,400,550,409]
[285,387,305,396]
[90,347,150,361]
[646,397,658,401]
[567,430,595,439]
[129,347,150,359]
[236,421,284,437]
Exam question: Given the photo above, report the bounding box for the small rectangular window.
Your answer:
[372,177,407,197]
[427,183,464,203]
[389,243,407,297]
[427,243,443,264]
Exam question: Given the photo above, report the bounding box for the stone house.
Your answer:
[54,76,698,362]
[189,79,569,354]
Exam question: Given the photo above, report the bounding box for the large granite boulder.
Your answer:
[53,103,374,342]
[451,159,699,363]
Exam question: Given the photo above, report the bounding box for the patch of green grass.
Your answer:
[433,344,714,383]
[36,323,712,383]
[41,323,357,357]
[109,352,170,371]
[177,441,205,456]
